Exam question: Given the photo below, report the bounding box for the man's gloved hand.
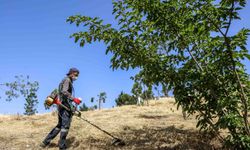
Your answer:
[69,105,76,113]
[74,111,81,117]
[73,97,82,105]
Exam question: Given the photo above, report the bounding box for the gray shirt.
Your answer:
[59,77,74,111]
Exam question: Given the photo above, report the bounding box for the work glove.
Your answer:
[68,104,76,113]
[73,97,82,105]
[74,111,82,117]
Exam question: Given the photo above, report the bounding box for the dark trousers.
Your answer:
[43,109,72,149]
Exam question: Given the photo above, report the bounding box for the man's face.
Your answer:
[71,72,79,81]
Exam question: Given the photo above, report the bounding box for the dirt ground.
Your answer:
[0,98,222,150]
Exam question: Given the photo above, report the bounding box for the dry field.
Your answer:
[0,98,222,150]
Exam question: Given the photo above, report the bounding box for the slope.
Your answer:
[0,98,222,150]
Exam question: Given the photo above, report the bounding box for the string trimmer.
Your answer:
[45,96,125,146]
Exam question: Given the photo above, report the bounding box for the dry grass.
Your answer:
[0,97,222,150]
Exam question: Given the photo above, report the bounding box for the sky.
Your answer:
[0,0,249,114]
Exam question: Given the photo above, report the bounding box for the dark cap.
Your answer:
[67,67,80,76]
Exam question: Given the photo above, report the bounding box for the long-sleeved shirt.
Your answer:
[58,77,74,111]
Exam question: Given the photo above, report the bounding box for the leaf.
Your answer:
[74,36,80,43]
[67,1,250,147]
[244,53,250,60]
[79,40,85,47]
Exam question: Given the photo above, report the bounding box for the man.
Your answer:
[40,68,82,150]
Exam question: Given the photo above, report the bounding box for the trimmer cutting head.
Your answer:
[111,138,125,146]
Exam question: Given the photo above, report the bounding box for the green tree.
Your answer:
[115,91,137,106]
[67,0,250,148]
[23,81,39,115]
[88,97,96,110]
[1,75,39,115]
[141,85,154,100]
[131,81,142,98]
[79,103,89,111]
[89,105,98,110]
[90,97,95,103]
[98,92,107,110]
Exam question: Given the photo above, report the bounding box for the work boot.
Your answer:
[39,142,48,148]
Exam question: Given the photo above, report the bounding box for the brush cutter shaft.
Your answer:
[78,116,117,139]
[58,103,120,140]
[59,103,71,111]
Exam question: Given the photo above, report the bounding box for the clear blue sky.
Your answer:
[0,0,249,114]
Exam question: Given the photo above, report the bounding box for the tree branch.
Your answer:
[197,1,250,135]
[225,2,235,36]
[197,6,226,37]
[187,46,203,71]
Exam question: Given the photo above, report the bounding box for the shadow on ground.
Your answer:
[137,114,170,119]
[46,136,79,149]
[81,125,223,150]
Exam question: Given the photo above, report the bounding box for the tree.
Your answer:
[131,81,144,105]
[90,94,106,110]
[79,103,89,111]
[97,92,107,110]
[89,105,98,110]
[131,81,142,98]
[141,85,154,100]
[23,80,39,115]
[67,0,250,148]
[1,75,39,115]
[90,97,95,103]
[86,97,100,111]
[115,91,137,106]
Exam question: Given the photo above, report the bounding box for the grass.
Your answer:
[0,97,222,150]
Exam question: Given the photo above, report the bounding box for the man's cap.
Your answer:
[67,67,80,76]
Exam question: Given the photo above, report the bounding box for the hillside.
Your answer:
[0,98,222,150]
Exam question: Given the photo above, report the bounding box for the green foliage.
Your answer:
[131,81,142,97]
[115,91,137,106]
[90,97,95,103]
[1,75,39,115]
[92,105,98,110]
[98,92,107,110]
[80,97,98,111]
[88,104,98,110]
[79,103,89,111]
[23,81,39,115]
[142,85,154,100]
[68,0,250,148]
[89,92,107,110]
[98,92,107,103]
